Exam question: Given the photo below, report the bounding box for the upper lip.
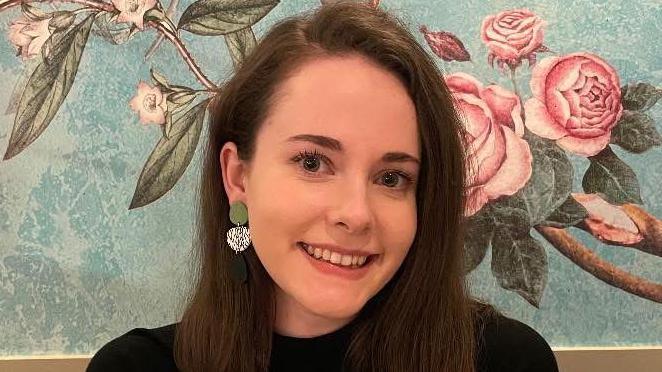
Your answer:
[299,242,378,257]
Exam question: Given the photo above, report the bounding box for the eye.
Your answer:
[292,149,332,174]
[379,170,414,190]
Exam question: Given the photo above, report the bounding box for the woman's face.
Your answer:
[220,54,420,337]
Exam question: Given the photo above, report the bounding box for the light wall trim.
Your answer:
[1,348,661,372]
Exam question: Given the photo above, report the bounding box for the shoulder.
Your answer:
[476,313,558,372]
[87,323,178,372]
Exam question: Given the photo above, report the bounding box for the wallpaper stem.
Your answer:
[535,225,662,303]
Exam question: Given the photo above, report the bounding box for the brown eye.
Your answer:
[303,156,321,172]
[380,170,414,189]
[382,172,400,187]
[293,149,331,174]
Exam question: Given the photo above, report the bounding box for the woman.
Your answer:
[88,2,558,371]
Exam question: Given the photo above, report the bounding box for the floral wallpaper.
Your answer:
[0,0,660,356]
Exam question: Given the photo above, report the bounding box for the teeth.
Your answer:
[330,252,341,264]
[299,242,369,268]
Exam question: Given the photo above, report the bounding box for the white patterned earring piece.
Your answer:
[227,200,250,283]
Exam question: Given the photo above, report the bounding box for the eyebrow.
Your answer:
[285,134,420,165]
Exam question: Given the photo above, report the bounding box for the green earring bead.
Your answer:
[229,200,248,226]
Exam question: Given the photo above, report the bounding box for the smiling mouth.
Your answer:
[297,242,377,268]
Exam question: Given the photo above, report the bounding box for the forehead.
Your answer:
[259,55,419,156]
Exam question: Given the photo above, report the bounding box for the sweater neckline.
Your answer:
[272,318,358,348]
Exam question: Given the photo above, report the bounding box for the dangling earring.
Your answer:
[227,200,251,284]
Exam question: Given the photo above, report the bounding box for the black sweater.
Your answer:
[87,313,558,371]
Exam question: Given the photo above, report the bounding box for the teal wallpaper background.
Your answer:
[0,0,660,356]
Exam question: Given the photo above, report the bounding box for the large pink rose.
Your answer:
[524,52,623,157]
[480,9,546,69]
[446,73,533,217]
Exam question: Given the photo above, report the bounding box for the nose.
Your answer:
[328,177,373,236]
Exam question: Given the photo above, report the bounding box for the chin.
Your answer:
[312,305,361,320]
[303,293,366,319]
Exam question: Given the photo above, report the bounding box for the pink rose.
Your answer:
[111,0,157,30]
[480,9,546,69]
[571,193,643,245]
[129,81,168,125]
[446,73,533,217]
[524,53,623,157]
[8,15,53,60]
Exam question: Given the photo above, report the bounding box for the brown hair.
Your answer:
[174,1,497,371]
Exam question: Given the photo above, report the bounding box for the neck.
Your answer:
[273,285,357,338]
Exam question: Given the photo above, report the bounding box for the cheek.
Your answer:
[244,171,320,270]
[380,202,417,259]
[248,163,326,215]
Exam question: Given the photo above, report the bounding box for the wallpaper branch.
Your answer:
[146,20,216,90]
[143,0,177,60]
[0,0,113,13]
[536,225,662,302]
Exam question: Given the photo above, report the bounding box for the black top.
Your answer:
[87,313,558,371]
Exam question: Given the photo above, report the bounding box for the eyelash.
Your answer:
[291,149,415,190]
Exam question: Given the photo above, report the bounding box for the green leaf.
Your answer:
[92,12,139,45]
[129,99,210,209]
[224,26,257,68]
[490,131,573,226]
[491,230,548,308]
[144,7,167,22]
[21,2,48,21]
[41,27,69,61]
[3,14,96,161]
[169,85,195,93]
[520,131,574,224]
[610,110,662,154]
[489,197,531,235]
[463,206,495,273]
[621,82,662,112]
[582,145,643,205]
[162,110,174,139]
[5,58,40,115]
[167,91,197,106]
[539,194,588,228]
[163,92,199,139]
[179,0,279,36]
[150,68,171,89]
[49,11,76,31]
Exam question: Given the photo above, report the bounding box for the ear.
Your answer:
[219,142,249,204]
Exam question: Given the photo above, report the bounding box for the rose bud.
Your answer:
[420,25,471,62]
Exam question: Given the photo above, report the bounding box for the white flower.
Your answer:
[111,0,157,30]
[129,81,168,125]
[8,15,53,60]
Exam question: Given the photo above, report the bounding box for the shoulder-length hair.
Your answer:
[174,1,496,371]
